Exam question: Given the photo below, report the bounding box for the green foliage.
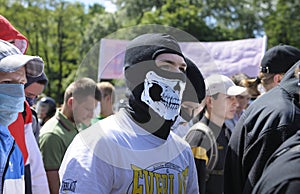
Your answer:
[263,0,300,48]
[2,0,300,104]
[141,0,213,41]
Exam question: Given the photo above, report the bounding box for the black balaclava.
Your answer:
[180,58,206,122]
[124,33,186,140]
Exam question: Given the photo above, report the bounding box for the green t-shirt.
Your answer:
[90,115,105,125]
[39,111,78,170]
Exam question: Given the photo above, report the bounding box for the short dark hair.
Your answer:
[64,78,101,104]
[36,79,48,86]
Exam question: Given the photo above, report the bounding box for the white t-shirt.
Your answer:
[59,109,199,194]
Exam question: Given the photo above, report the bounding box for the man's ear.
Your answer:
[206,96,212,108]
[103,95,109,102]
[273,74,283,84]
[67,96,74,107]
[107,95,113,104]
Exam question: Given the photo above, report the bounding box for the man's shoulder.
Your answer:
[39,116,69,141]
[253,137,300,193]
[185,122,210,146]
[79,113,126,142]
[240,92,295,130]
[40,116,60,131]
[185,128,207,140]
[170,131,191,147]
[246,89,293,114]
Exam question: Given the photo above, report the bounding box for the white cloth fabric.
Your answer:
[24,121,49,194]
[171,115,193,138]
[59,109,199,194]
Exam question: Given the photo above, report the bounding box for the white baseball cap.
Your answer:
[205,74,246,96]
[0,39,44,77]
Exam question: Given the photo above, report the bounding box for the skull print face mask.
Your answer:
[141,70,186,121]
[123,33,187,139]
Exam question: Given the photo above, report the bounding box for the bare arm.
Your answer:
[46,170,60,194]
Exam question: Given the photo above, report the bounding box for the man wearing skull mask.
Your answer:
[59,33,199,193]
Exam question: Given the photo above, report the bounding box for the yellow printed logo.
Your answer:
[126,163,189,194]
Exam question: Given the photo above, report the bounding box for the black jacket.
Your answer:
[224,61,300,194]
[252,130,300,194]
[186,116,231,194]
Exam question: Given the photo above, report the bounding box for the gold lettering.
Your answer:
[132,169,143,193]
[143,170,154,194]
[131,164,189,194]
[169,174,174,194]
[182,167,189,193]
[161,174,168,193]
[154,173,163,194]
[178,172,182,193]
[178,167,189,193]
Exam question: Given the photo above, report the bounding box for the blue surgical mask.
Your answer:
[0,84,25,126]
[26,96,37,106]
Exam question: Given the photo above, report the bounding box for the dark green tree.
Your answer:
[262,0,300,48]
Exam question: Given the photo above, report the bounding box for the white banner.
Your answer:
[98,36,267,80]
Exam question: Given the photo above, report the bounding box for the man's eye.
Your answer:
[159,65,171,71]
[180,67,186,73]
[1,81,11,84]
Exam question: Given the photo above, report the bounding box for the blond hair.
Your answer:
[97,82,115,104]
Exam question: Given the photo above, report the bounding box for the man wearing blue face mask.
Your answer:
[1,14,49,194]
[0,39,44,194]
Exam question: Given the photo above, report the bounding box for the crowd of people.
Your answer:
[1,13,300,194]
